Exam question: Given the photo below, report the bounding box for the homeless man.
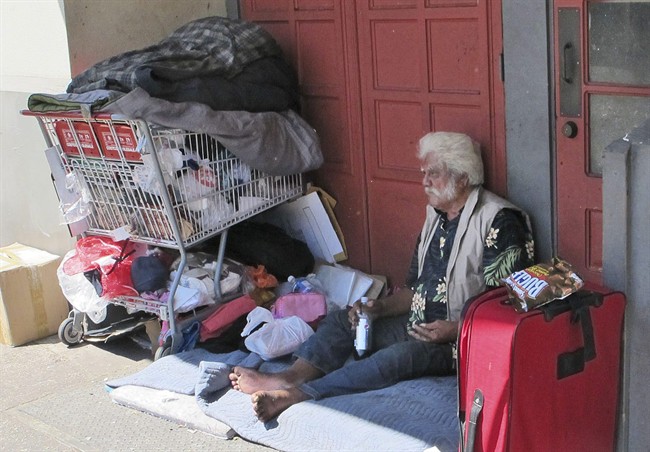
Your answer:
[229,131,535,422]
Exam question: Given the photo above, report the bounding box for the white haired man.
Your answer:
[229,131,535,421]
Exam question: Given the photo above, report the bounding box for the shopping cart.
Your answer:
[22,111,303,358]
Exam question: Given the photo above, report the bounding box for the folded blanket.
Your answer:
[27,90,124,114]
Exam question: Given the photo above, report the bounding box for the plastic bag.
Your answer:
[241,307,314,361]
[62,236,145,299]
[132,147,183,197]
[59,170,92,224]
[57,250,109,323]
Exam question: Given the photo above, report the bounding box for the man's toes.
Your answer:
[252,394,264,418]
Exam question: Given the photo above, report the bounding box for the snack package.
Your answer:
[502,258,584,312]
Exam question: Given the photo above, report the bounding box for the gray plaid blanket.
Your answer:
[67,16,281,94]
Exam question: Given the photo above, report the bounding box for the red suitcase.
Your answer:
[457,284,625,452]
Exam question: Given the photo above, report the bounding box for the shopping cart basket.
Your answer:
[22,111,303,358]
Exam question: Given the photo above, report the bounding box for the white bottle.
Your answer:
[355,297,372,357]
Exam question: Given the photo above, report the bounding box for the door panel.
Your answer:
[358,1,503,285]
[242,1,371,274]
[243,1,505,287]
[554,0,650,283]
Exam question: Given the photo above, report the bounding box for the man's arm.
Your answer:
[374,288,415,317]
[483,208,534,286]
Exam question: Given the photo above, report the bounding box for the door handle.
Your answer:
[558,8,581,117]
[563,43,576,84]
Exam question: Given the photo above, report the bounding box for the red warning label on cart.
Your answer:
[54,121,101,158]
[93,124,142,162]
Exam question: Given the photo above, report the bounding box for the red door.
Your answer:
[241,1,371,274]
[355,1,505,284]
[242,0,506,287]
[554,1,650,283]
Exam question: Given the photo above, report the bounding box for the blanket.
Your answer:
[102,88,323,176]
[65,16,298,113]
[67,16,281,94]
[106,349,459,451]
[27,90,124,114]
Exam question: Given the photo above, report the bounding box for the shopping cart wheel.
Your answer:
[154,344,172,361]
[58,317,83,346]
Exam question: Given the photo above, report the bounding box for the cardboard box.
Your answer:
[255,187,347,263]
[0,243,70,346]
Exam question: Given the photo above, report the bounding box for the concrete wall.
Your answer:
[502,0,554,262]
[63,0,227,76]
[603,121,650,451]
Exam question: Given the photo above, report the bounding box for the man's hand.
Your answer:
[347,288,415,329]
[408,320,459,343]
[348,298,382,329]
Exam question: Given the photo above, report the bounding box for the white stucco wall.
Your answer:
[0,0,227,257]
[1,0,76,257]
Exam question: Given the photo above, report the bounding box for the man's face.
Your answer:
[420,153,458,210]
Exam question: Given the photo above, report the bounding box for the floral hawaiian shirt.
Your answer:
[406,208,534,330]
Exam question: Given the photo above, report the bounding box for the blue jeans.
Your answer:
[295,308,454,400]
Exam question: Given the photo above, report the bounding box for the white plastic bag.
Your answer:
[57,250,109,323]
[241,307,314,361]
[59,170,92,224]
[133,149,183,197]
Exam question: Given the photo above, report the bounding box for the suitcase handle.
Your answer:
[542,291,602,379]
[464,389,484,452]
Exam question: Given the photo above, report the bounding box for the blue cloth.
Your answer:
[106,348,459,450]
[296,309,454,400]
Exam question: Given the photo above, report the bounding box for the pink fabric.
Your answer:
[199,294,257,342]
[271,292,327,324]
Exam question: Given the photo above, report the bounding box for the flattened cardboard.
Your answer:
[255,187,346,264]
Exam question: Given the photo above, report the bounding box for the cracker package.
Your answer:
[502,258,584,312]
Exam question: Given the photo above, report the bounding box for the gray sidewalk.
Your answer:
[0,334,272,451]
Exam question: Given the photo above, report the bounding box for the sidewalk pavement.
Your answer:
[0,333,272,451]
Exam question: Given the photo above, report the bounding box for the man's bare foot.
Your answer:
[251,388,310,422]
[229,367,292,394]
[230,360,324,394]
